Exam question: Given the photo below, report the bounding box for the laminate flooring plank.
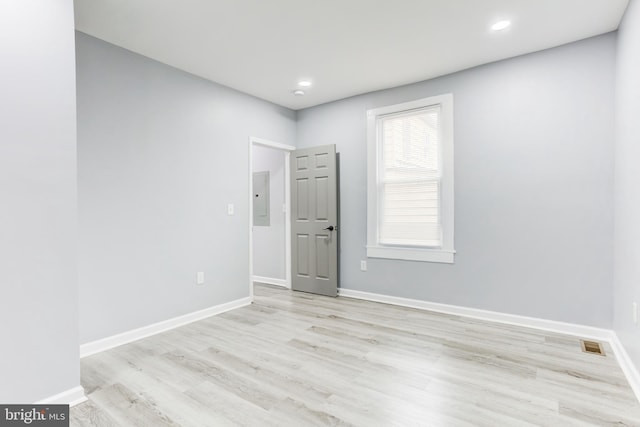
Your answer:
[183,380,277,427]
[73,283,640,426]
[193,322,359,394]
[267,397,353,427]
[105,345,208,394]
[107,364,230,427]
[202,345,334,404]
[162,348,286,411]
[558,401,640,427]
[86,383,177,427]
[70,400,119,427]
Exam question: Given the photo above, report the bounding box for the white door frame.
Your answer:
[249,136,295,299]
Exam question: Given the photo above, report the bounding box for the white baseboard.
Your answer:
[338,287,640,403]
[252,275,289,288]
[37,385,87,407]
[338,288,612,341]
[610,333,640,402]
[80,297,252,358]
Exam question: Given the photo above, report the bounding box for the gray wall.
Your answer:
[614,0,640,368]
[76,33,296,343]
[252,145,287,280]
[297,34,616,327]
[0,1,80,402]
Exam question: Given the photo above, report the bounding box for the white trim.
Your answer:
[249,136,294,298]
[250,137,296,151]
[284,151,292,289]
[610,333,640,402]
[366,94,455,263]
[80,297,251,358]
[36,386,87,407]
[252,275,288,288]
[338,288,612,341]
[366,245,455,263]
[249,139,254,299]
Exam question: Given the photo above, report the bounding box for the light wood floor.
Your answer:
[72,284,640,426]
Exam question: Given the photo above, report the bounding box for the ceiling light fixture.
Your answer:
[292,89,305,96]
[298,80,312,87]
[491,20,511,31]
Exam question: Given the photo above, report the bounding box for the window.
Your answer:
[366,94,454,263]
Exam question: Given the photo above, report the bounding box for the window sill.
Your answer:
[366,245,455,264]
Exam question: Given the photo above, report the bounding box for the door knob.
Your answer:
[324,226,335,231]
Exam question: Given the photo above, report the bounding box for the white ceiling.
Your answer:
[74,0,629,110]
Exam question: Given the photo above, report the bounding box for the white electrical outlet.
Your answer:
[197,272,205,285]
[360,260,367,271]
[633,302,638,325]
[227,204,234,215]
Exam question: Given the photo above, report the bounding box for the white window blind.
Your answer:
[378,106,442,247]
[367,93,454,263]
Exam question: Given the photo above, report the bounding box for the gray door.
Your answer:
[291,144,338,296]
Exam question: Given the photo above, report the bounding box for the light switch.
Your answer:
[227,204,234,215]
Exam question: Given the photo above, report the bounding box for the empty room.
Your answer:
[2,0,640,425]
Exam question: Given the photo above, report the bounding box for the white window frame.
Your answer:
[366,94,455,263]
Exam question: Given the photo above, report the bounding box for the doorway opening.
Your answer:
[248,137,295,299]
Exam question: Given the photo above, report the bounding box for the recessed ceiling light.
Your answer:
[292,89,305,96]
[298,80,312,87]
[491,20,511,31]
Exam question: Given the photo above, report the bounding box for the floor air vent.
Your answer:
[581,340,605,356]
